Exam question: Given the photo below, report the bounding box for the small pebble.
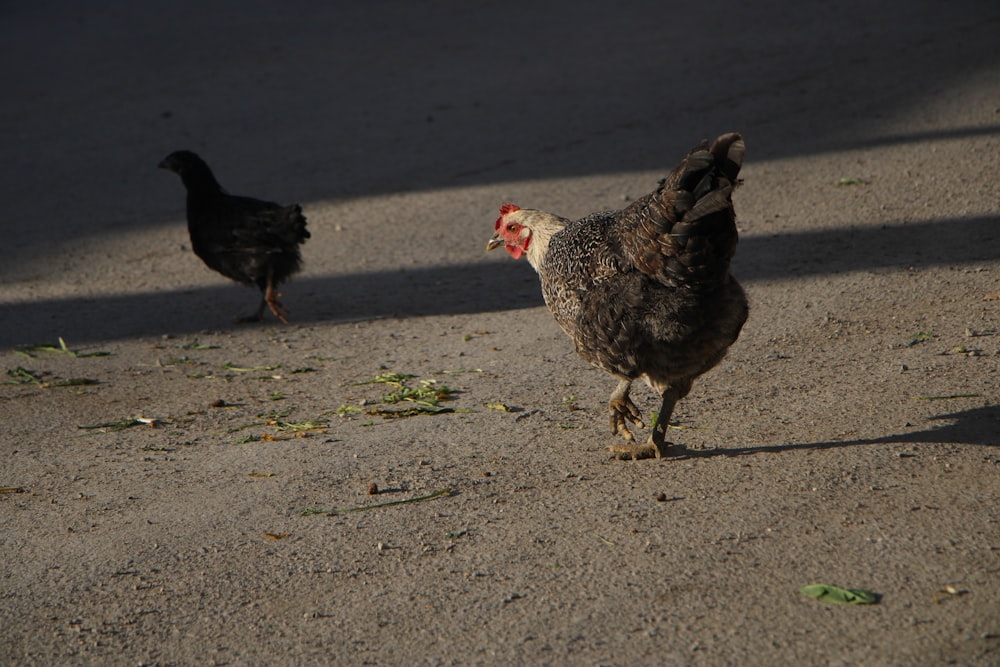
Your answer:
[367,482,379,495]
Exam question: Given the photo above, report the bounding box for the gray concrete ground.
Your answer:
[2,2,999,665]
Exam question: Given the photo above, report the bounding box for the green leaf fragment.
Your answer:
[181,340,219,350]
[222,362,280,372]
[6,367,98,388]
[836,177,868,186]
[799,584,878,605]
[353,372,417,386]
[13,338,111,358]
[79,418,154,431]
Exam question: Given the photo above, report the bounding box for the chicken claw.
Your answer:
[264,284,290,324]
[607,379,644,441]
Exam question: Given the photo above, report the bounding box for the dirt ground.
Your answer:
[2,2,999,665]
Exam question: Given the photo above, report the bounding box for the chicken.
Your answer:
[487,133,748,460]
[159,150,310,323]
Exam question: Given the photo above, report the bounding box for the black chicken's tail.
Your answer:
[284,204,311,243]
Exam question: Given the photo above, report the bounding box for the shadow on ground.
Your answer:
[682,405,1000,457]
[3,213,996,347]
[3,1,998,265]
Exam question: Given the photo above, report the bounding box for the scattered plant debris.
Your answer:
[904,332,935,347]
[382,379,455,404]
[79,417,164,432]
[163,356,199,367]
[352,372,463,419]
[799,584,878,605]
[268,418,328,433]
[6,367,98,388]
[13,337,110,359]
[561,395,581,411]
[181,340,219,350]
[353,372,416,386]
[222,362,280,373]
[302,488,454,516]
[366,403,454,418]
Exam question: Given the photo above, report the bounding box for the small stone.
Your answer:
[367,482,379,495]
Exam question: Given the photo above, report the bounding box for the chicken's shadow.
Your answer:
[0,259,542,348]
[676,404,1000,458]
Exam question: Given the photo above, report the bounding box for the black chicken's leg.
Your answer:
[236,267,289,324]
[263,281,290,323]
[262,265,290,323]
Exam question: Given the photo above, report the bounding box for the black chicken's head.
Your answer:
[158,150,222,194]
[158,150,206,175]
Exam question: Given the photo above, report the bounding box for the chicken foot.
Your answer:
[606,379,647,453]
[607,384,682,461]
[263,280,290,323]
[237,268,290,324]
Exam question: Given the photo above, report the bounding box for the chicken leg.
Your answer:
[607,379,644,439]
[263,280,290,323]
[607,384,683,460]
[607,378,660,459]
[236,267,290,324]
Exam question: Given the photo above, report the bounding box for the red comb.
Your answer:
[496,203,521,230]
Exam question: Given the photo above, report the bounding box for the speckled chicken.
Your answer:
[488,133,748,459]
[159,150,310,323]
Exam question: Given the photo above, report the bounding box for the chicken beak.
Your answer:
[486,236,505,251]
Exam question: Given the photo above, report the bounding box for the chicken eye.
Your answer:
[508,223,521,233]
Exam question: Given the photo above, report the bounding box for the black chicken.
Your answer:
[488,133,748,460]
[159,150,310,323]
